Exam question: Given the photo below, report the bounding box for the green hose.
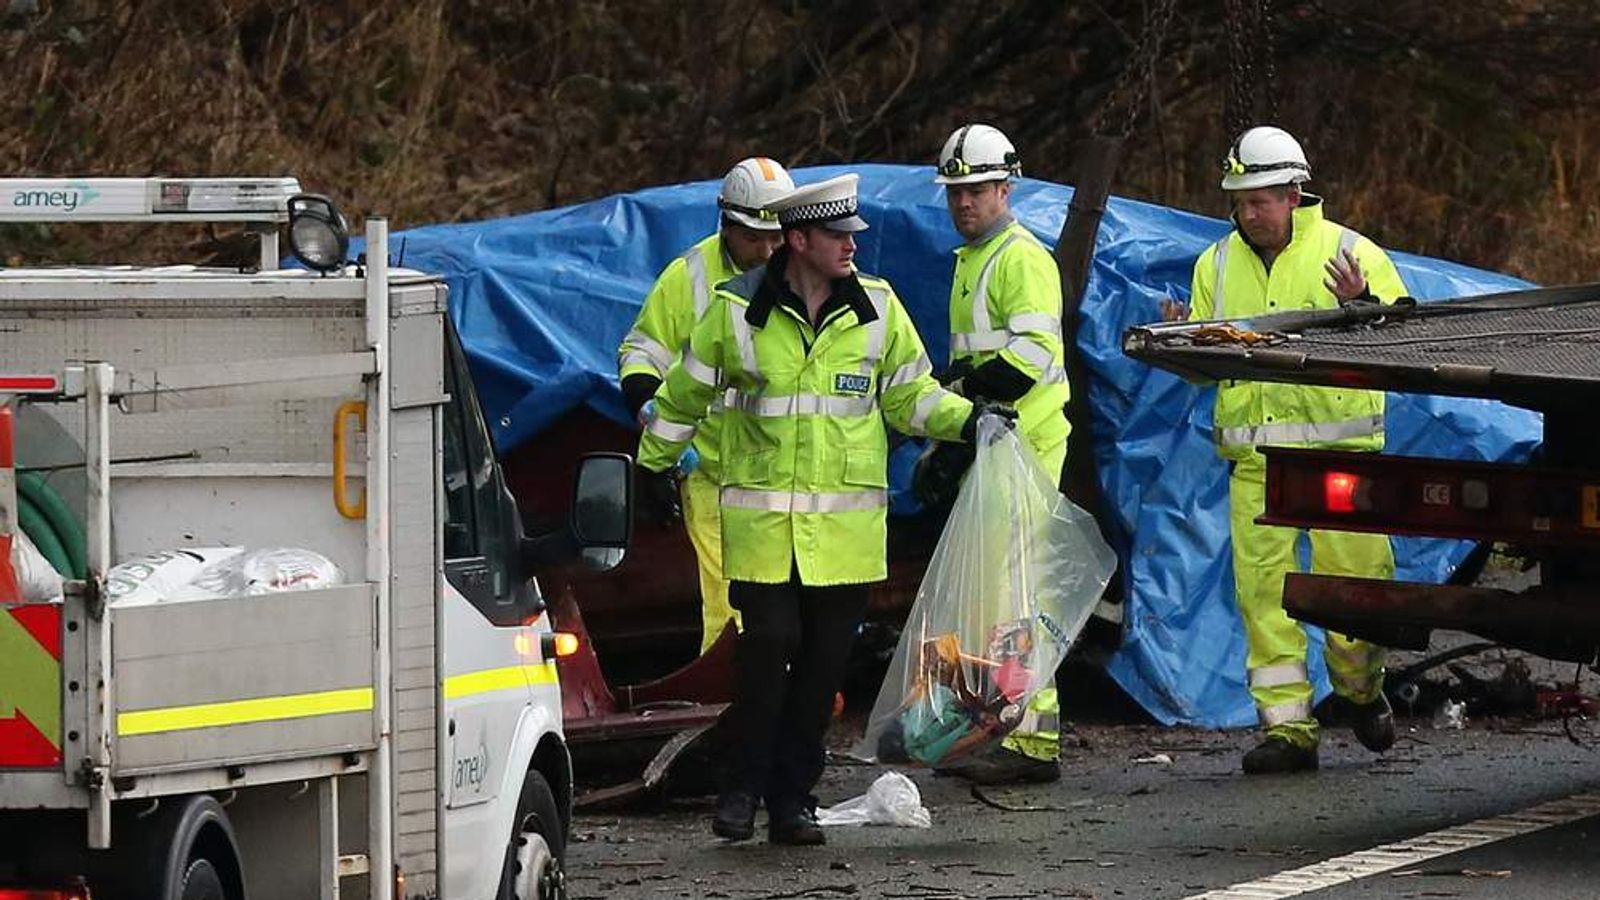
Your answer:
[16,492,73,579]
[15,473,86,579]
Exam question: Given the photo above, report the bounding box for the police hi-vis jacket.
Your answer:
[617,232,740,481]
[1189,197,1407,461]
[639,252,972,586]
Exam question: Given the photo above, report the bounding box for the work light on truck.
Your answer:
[1324,471,1372,513]
[287,193,349,272]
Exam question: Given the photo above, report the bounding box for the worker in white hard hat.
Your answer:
[1161,125,1406,774]
[915,123,1070,786]
[618,157,795,655]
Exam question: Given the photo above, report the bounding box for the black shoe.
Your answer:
[934,744,1061,786]
[768,806,825,846]
[712,791,756,841]
[1349,693,1396,753]
[1241,736,1318,775]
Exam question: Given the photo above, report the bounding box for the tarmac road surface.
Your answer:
[566,718,1600,900]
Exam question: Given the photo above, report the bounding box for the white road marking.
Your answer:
[1182,790,1600,899]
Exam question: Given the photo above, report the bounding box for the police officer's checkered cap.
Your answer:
[777,196,857,227]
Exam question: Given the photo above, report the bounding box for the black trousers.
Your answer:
[723,573,870,814]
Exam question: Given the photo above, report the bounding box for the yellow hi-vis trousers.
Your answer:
[1229,455,1392,749]
[998,435,1067,762]
[682,468,738,654]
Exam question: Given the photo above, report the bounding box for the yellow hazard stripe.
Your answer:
[443,662,558,700]
[117,687,374,737]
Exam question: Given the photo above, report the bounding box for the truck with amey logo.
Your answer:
[0,178,632,900]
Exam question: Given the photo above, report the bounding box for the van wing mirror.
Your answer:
[519,452,633,574]
[570,452,633,569]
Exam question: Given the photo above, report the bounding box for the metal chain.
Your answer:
[1222,0,1256,138]
[1095,0,1180,137]
[1257,0,1280,123]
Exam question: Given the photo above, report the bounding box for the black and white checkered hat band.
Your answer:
[778,197,857,226]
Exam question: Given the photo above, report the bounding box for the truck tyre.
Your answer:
[499,770,566,900]
[99,795,243,900]
[178,858,226,900]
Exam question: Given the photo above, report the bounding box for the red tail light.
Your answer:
[1324,471,1366,513]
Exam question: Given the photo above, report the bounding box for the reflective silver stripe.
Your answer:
[1259,699,1313,728]
[1016,707,1060,737]
[1004,335,1055,372]
[646,414,696,443]
[950,330,1009,353]
[1249,663,1310,689]
[728,302,762,381]
[907,388,954,435]
[968,232,1022,333]
[686,245,712,319]
[1212,237,1231,320]
[1007,311,1061,338]
[881,357,932,393]
[1038,364,1068,386]
[681,350,718,387]
[622,329,674,375]
[728,392,877,417]
[1339,226,1359,257]
[1329,669,1380,697]
[722,487,888,513]
[1215,414,1385,449]
[858,286,890,375]
[620,350,667,379]
[708,386,736,414]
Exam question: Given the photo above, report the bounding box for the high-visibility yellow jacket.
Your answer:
[618,233,739,481]
[1189,197,1407,461]
[948,220,1070,459]
[639,252,972,585]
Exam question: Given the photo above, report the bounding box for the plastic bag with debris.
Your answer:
[854,416,1117,767]
[188,547,344,597]
[815,772,932,828]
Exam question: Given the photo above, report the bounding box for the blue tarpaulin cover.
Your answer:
[373,163,1541,728]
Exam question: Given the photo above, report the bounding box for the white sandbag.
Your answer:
[815,772,932,828]
[105,547,244,606]
[11,531,63,603]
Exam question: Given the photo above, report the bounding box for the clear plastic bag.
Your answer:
[187,547,344,598]
[815,772,932,828]
[854,416,1117,766]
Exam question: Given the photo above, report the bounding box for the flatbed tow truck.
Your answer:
[1123,284,1600,663]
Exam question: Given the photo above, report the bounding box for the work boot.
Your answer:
[1241,736,1318,775]
[712,791,757,842]
[934,744,1061,786]
[1349,693,1396,753]
[768,805,826,846]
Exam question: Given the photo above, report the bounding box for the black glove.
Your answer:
[936,358,976,395]
[912,439,976,511]
[960,400,1018,443]
[636,464,682,527]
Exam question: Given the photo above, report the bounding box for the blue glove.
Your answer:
[676,445,700,476]
[637,399,657,430]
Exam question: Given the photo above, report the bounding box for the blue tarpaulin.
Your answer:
[372,163,1541,728]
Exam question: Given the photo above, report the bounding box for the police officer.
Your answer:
[920,123,1070,785]
[637,173,1007,845]
[618,157,794,654]
[1163,125,1402,774]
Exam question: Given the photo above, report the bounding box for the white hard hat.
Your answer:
[1219,126,1311,191]
[934,124,1021,185]
[718,157,795,231]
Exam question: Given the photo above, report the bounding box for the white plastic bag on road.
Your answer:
[816,772,932,828]
[855,417,1117,767]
